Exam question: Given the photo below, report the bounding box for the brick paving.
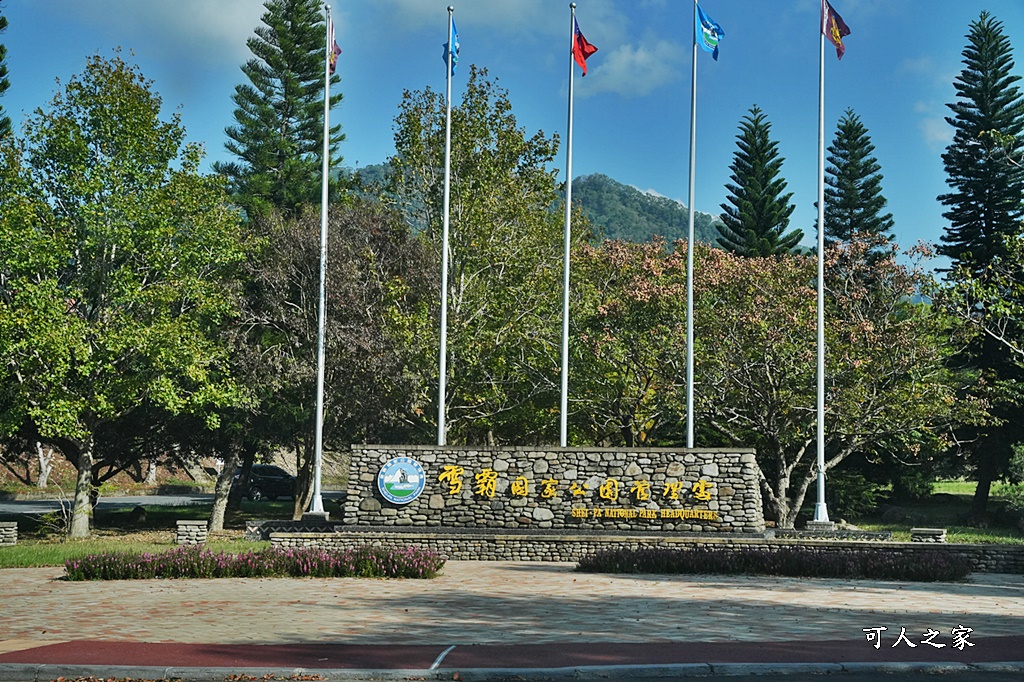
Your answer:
[0,561,1022,675]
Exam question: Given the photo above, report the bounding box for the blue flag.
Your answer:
[442,20,460,76]
[695,3,724,61]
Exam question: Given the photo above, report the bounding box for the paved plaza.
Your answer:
[1,560,1022,679]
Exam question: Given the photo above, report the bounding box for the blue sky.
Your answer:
[3,0,1024,259]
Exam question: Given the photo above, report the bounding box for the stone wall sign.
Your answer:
[346,445,764,534]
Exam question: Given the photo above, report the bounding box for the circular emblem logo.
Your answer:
[377,457,426,504]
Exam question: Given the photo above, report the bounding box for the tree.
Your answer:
[695,240,975,527]
[937,11,1024,515]
[571,238,688,446]
[0,2,10,138]
[939,12,1024,270]
[717,105,801,257]
[389,65,586,444]
[215,0,343,219]
[824,109,894,253]
[0,54,249,537]
[230,200,435,519]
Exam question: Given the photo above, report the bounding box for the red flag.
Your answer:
[572,18,598,76]
[821,0,851,59]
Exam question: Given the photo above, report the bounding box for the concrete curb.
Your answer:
[4,661,1024,681]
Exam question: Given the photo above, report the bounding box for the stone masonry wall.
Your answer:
[268,531,1024,574]
[345,445,765,534]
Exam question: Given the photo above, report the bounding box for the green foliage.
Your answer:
[695,239,975,527]
[389,65,584,444]
[0,53,250,536]
[215,0,343,219]
[939,11,1024,270]
[822,468,884,519]
[571,174,722,246]
[571,238,688,446]
[576,546,973,582]
[717,105,801,257]
[937,11,1024,516]
[63,545,444,580]
[824,109,894,250]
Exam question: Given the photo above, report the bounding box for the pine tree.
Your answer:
[718,106,801,257]
[938,11,1024,516]
[938,11,1024,271]
[824,109,894,250]
[0,3,11,138]
[214,0,343,220]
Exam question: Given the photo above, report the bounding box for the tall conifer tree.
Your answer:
[215,0,343,219]
[0,3,11,138]
[718,106,801,257]
[939,11,1024,514]
[939,11,1024,270]
[824,110,894,250]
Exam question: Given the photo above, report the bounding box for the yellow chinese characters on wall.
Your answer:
[434,466,717,517]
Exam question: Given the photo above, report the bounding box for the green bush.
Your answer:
[576,546,972,582]
[64,545,445,580]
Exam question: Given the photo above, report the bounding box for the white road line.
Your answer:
[430,644,457,669]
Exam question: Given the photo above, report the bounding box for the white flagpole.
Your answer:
[559,3,577,448]
[310,3,333,515]
[437,6,454,446]
[814,1,830,523]
[685,0,698,450]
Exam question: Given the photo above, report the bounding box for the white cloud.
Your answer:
[578,39,685,98]
[920,116,952,151]
[56,0,265,62]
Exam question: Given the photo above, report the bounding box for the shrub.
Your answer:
[576,546,972,582]
[64,545,445,581]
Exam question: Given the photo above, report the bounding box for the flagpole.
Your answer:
[814,4,830,524]
[559,2,577,448]
[310,2,333,515]
[685,0,698,450]
[437,5,454,446]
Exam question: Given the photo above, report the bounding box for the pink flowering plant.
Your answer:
[64,545,445,580]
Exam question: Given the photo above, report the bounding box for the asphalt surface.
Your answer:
[1,559,1023,680]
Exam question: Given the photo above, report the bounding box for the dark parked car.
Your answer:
[233,464,295,501]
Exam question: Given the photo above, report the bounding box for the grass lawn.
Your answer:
[850,480,1024,544]
[0,500,291,568]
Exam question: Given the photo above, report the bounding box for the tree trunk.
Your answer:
[145,459,159,485]
[292,442,314,520]
[69,438,94,538]
[971,468,994,516]
[36,442,54,488]
[208,451,239,532]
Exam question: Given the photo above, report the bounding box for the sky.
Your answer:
[3,0,1024,261]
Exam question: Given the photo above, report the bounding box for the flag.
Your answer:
[695,3,724,61]
[822,0,851,59]
[443,20,460,76]
[328,18,341,75]
[572,17,598,76]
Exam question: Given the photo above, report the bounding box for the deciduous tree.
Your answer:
[0,54,249,537]
[389,65,586,444]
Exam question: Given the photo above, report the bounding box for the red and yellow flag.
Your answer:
[821,0,851,59]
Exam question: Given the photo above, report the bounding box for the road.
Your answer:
[0,493,216,516]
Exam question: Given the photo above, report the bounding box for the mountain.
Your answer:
[344,166,724,247]
[572,173,723,246]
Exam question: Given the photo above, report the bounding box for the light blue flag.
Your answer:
[695,3,724,61]
[442,20,460,76]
